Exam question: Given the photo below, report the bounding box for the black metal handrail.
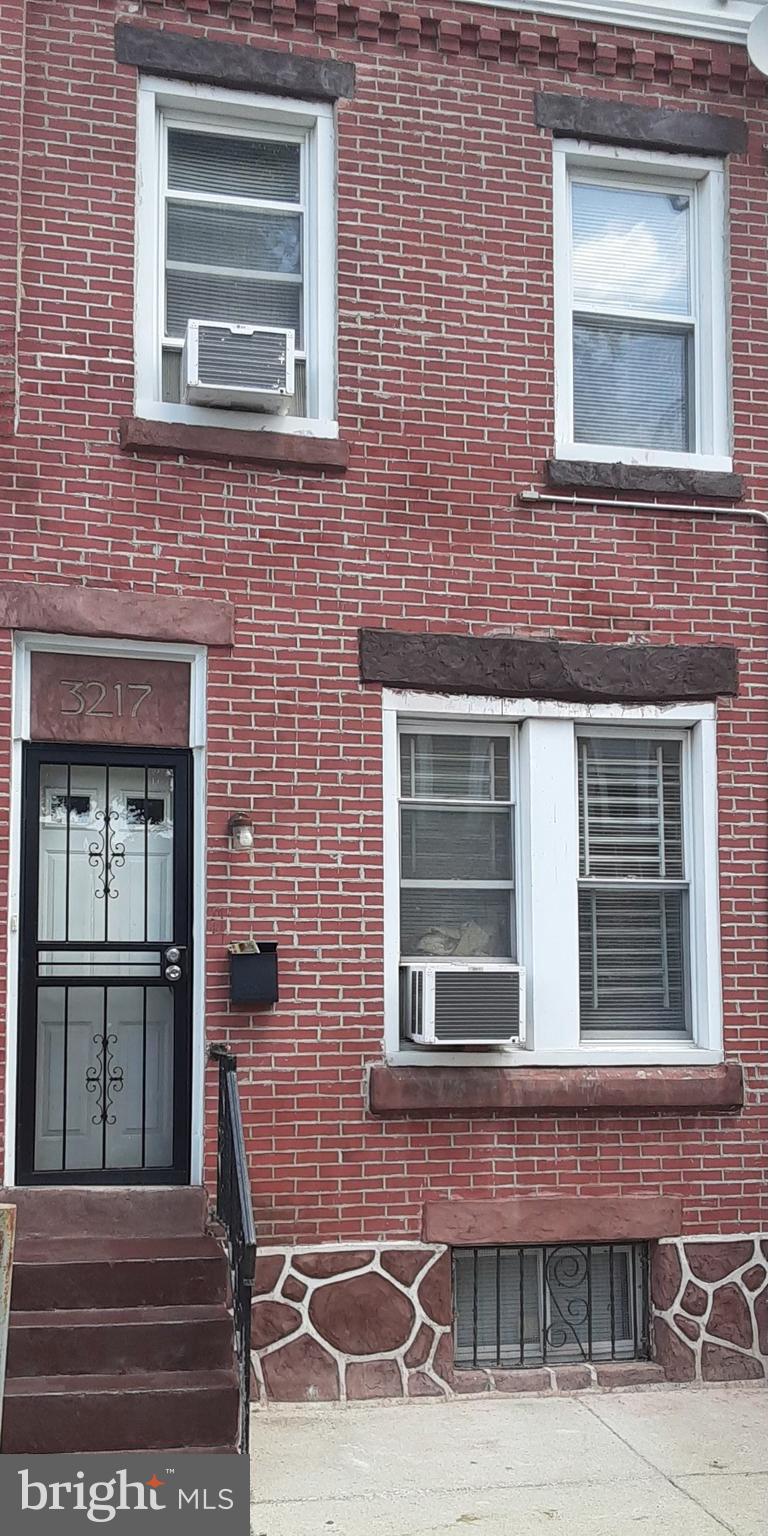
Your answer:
[210,1045,257,1454]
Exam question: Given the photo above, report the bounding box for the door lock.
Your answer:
[164,946,184,982]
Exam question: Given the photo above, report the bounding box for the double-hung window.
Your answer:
[553,141,729,470]
[384,697,722,1064]
[135,77,336,433]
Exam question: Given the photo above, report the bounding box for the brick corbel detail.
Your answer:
[132,4,768,96]
[423,1195,683,1245]
[0,580,235,647]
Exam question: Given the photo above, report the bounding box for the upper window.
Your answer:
[553,142,729,471]
[135,78,336,435]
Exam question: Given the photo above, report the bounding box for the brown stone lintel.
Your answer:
[359,630,738,704]
[0,579,234,647]
[546,460,744,501]
[115,23,355,101]
[534,92,748,157]
[120,417,349,474]
[370,1063,744,1119]
[423,1194,683,1246]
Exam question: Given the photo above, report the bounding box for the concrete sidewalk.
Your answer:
[251,1386,767,1536]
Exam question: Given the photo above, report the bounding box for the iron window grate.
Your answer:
[453,1243,650,1369]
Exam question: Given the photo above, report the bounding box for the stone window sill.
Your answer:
[120,417,349,473]
[369,1062,744,1116]
[546,459,743,500]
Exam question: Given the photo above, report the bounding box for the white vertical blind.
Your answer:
[578,736,690,1034]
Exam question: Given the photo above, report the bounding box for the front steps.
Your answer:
[1,1187,239,1454]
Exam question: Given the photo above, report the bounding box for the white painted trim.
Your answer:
[134,75,337,432]
[518,718,580,1052]
[453,0,759,44]
[381,690,723,1067]
[381,690,716,727]
[3,633,208,1187]
[552,138,731,469]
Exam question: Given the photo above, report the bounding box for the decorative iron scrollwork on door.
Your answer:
[87,808,126,901]
[85,1032,125,1125]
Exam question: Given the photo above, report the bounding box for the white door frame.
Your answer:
[3,632,208,1187]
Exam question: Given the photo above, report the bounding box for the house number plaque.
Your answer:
[30,652,191,746]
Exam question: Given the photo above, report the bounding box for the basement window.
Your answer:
[453,1244,650,1369]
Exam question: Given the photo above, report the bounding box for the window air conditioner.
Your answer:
[401,961,525,1047]
[182,320,295,410]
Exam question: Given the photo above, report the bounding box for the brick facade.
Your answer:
[1,0,767,1397]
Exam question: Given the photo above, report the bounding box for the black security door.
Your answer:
[17,744,193,1184]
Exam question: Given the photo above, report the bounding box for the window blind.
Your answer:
[578,736,689,1035]
[399,733,515,961]
[570,178,694,452]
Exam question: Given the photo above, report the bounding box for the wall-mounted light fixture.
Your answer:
[228,812,255,851]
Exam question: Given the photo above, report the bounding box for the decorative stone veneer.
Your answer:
[253,1244,668,1402]
[252,1245,453,1401]
[652,1236,768,1383]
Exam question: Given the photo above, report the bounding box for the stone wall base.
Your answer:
[251,1244,453,1401]
[652,1235,768,1383]
[253,1234,768,1402]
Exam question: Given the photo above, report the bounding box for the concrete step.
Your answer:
[7,1304,234,1378]
[0,1186,209,1240]
[11,1236,229,1310]
[1,1370,239,1453]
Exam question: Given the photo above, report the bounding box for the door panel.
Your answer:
[18,746,192,1185]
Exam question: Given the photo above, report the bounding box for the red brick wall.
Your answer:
[1,0,767,1241]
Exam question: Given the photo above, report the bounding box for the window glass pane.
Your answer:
[401,807,512,881]
[167,203,302,276]
[167,129,301,203]
[454,1250,542,1365]
[165,269,302,343]
[579,737,683,879]
[400,734,510,801]
[580,740,685,884]
[401,888,513,959]
[579,888,688,1033]
[573,318,692,452]
[572,182,691,316]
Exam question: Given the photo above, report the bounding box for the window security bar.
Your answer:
[453,1243,650,1370]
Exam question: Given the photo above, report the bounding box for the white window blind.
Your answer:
[399,732,515,961]
[570,178,695,452]
[161,125,305,407]
[578,735,690,1035]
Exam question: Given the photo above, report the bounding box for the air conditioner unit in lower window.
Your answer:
[182,320,295,410]
[401,961,525,1047]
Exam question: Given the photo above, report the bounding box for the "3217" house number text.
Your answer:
[59,679,153,718]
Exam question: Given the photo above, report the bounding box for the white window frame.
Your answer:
[134,76,337,439]
[383,690,723,1067]
[552,139,730,473]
